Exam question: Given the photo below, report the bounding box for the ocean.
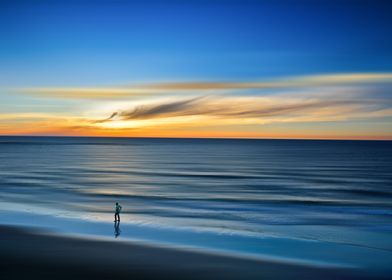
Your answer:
[1,136,391,271]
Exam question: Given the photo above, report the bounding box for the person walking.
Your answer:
[114,202,122,222]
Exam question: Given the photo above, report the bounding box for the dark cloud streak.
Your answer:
[118,96,206,120]
[97,95,385,123]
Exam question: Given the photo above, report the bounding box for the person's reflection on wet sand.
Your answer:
[114,221,121,238]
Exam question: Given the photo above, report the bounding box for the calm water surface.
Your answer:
[0,136,391,258]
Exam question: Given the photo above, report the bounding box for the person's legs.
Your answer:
[114,212,119,221]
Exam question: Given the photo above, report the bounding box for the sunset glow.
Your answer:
[1,1,391,140]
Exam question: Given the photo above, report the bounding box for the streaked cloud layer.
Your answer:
[19,73,392,100]
[92,83,391,129]
[2,72,391,139]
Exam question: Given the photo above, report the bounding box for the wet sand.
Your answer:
[1,225,385,280]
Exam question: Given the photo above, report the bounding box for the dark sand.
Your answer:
[0,226,384,280]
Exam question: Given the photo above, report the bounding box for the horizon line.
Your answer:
[0,134,390,141]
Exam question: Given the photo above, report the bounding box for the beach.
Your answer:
[2,225,383,280]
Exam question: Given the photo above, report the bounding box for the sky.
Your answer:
[0,0,391,139]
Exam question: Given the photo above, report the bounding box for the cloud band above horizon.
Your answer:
[17,73,392,100]
[2,72,392,140]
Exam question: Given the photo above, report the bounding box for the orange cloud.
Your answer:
[3,73,392,140]
[17,72,392,100]
[91,90,391,129]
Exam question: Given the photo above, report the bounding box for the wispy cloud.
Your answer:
[113,96,206,120]
[4,72,392,139]
[93,87,391,129]
[17,73,392,100]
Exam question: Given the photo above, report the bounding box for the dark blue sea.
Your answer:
[1,136,391,271]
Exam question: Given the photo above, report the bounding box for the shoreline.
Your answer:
[1,225,382,280]
[1,209,392,273]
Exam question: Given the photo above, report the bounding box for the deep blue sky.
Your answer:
[1,0,391,86]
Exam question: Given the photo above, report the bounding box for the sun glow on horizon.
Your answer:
[1,72,391,140]
[1,0,391,140]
